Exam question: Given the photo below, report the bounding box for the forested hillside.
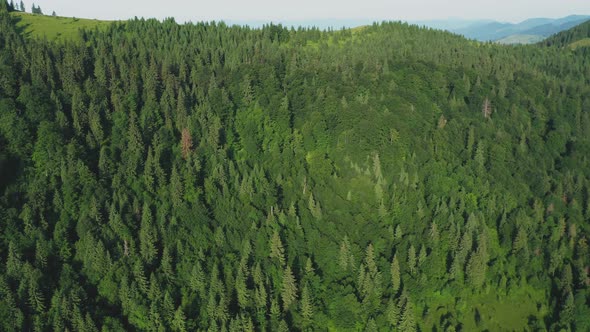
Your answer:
[1,2,590,331]
[542,19,590,50]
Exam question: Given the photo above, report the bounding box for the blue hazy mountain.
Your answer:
[410,18,495,31]
[450,15,590,43]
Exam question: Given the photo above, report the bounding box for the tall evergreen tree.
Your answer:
[391,253,401,295]
[270,230,286,266]
[281,265,297,311]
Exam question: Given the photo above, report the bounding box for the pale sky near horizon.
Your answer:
[23,0,590,23]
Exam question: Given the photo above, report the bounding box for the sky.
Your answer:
[25,0,590,24]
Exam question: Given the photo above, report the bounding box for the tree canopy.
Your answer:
[1,3,590,331]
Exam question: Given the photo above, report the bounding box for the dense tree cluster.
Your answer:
[5,0,31,13]
[0,4,589,331]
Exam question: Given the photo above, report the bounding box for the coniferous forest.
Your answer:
[1,2,590,331]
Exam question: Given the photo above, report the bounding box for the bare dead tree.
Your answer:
[482,97,492,119]
[438,114,448,129]
[181,128,193,159]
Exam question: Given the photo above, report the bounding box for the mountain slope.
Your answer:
[542,19,590,48]
[10,11,112,41]
[496,34,545,44]
[0,3,590,332]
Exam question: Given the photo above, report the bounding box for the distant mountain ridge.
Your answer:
[449,15,590,44]
[410,18,495,31]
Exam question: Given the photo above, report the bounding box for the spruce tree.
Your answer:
[281,265,298,311]
[139,203,157,264]
[300,284,313,326]
[407,245,417,275]
[270,230,286,267]
[391,253,401,294]
[399,299,417,332]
